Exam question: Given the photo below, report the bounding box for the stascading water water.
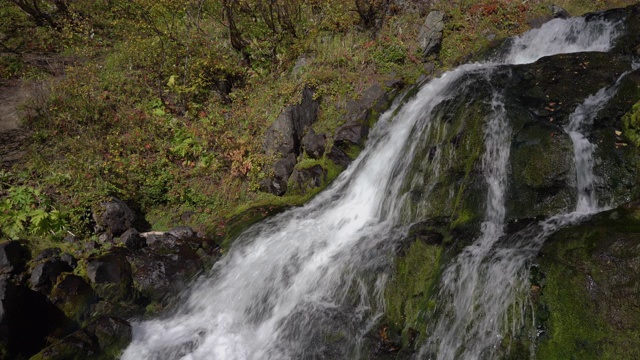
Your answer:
[122,16,627,360]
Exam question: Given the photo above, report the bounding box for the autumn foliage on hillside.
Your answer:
[0,0,636,241]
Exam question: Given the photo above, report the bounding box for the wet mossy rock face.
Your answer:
[602,3,640,56]
[399,76,489,233]
[504,53,640,219]
[535,201,640,360]
[400,54,640,231]
[621,71,640,149]
[31,316,132,360]
[383,4,640,355]
[384,77,492,351]
[383,221,446,353]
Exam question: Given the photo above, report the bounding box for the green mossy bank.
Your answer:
[536,202,640,360]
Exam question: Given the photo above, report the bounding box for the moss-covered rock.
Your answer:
[620,70,640,152]
[384,238,442,346]
[288,164,327,194]
[50,274,98,326]
[0,279,75,359]
[219,204,290,249]
[86,248,133,303]
[508,121,575,218]
[399,80,489,233]
[598,3,640,56]
[502,52,640,216]
[127,238,203,306]
[534,202,640,360]
[508,52,634,126]
[622,99,640,147]
[31,316,132,360]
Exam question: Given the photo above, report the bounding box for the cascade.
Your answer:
[420,71,631,360]
[565,75,633,213]
[122,14,633,360]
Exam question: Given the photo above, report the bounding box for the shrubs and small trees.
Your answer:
[1,0,637,243]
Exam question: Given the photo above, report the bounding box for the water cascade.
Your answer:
[565,76,632,213]
[420,70,631,360]
[122,14,635,360]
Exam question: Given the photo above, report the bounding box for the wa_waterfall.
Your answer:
[122,15,633,360]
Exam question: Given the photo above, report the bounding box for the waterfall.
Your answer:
[421,93,512,360]
[420,72,630,360]
[503,17,620,65]
[122,63,482,360]
[122,15,627,360]
[565,74,632,213]
[420,26,632,360]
